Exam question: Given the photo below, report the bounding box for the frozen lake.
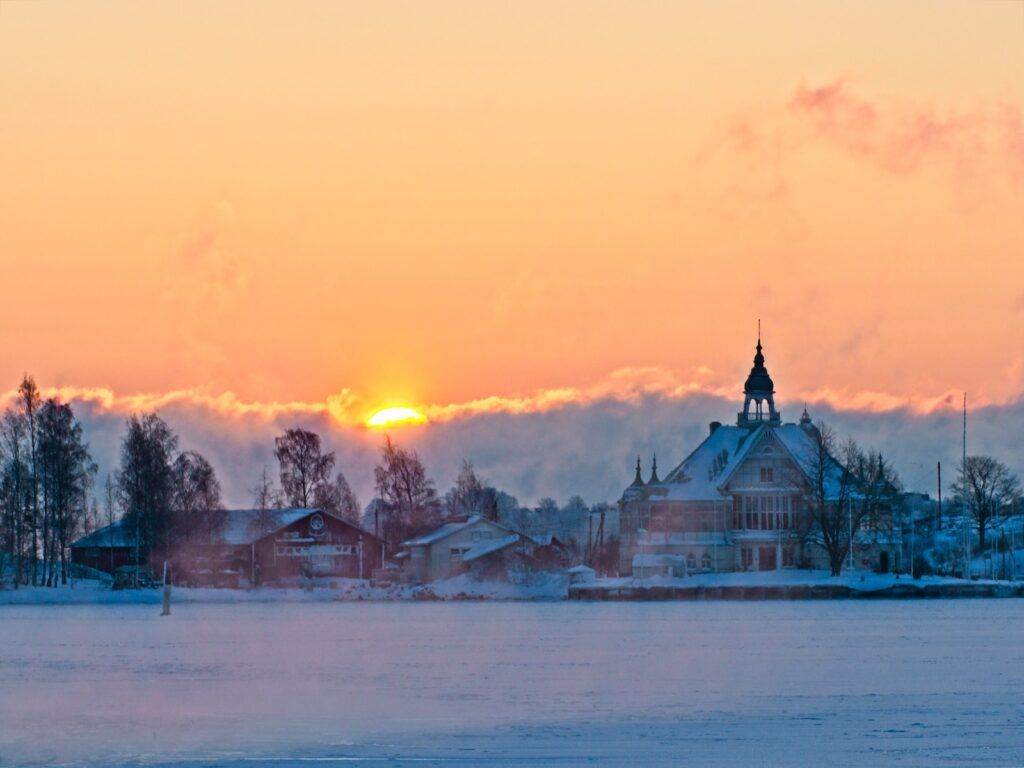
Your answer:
[3,600,1024,767]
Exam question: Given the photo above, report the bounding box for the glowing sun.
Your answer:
[366,406,427,428]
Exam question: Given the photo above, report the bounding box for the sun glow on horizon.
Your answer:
[366,406,427,428]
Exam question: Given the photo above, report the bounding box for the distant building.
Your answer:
[399,515,523,582]
[71,508,382,586]
[619,337,898,574]
[396,515,573,582]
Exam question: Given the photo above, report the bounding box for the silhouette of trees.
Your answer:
[373,436,441,545]
[274,428,335,508]
[951,455,1021,552]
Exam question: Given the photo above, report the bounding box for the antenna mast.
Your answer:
[962,393,969,579]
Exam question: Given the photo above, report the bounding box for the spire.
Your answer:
[648,454,660,484]
[630,456,644,487]
[738,325,781,427]
[800,403,811,426]
[743,333,774,396]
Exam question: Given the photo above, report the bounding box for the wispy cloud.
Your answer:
[789,79,1023,180]
[710,78,1024,195]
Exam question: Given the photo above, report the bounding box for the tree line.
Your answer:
[1,377,97,587]
[792,423,1021,576]
[6,373,1021,585]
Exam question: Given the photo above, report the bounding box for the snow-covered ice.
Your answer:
[3,599,1024,766]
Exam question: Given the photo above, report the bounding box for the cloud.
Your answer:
[711,78,1024,194]
[789,79,1023,179]
[5,371,1022,511]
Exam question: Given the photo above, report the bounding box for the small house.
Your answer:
[399,515,524,582]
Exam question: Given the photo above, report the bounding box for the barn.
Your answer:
[71,508,382,587]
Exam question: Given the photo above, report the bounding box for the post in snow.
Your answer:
[161,560,171,617]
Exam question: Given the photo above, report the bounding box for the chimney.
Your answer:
[709,421,722,436]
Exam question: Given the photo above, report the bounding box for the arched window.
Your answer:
[686,553,697,572]
[700,551,712,570]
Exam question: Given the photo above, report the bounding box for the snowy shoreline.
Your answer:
[4,570,1024,606]
[0,573,571,606]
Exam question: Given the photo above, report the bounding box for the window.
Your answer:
[686,553,697,571]
[760,467,774,483]
[450,547,470,561]
[471,530,491,541]
[782,547,795,567]
[700,552,712,570]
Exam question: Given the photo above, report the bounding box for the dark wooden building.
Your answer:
[71,508,383,587]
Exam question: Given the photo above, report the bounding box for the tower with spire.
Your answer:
[737,324,780,427]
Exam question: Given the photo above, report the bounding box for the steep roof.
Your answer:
[641,423,762,501]
[625,421,849,503]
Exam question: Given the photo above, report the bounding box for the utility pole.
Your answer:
[848,494,854,575]
[962,392,969,579]
[937,461,942,531]
[588,514,595,565]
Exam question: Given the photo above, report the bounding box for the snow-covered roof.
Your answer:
[565,564,595,575]
[218,508,319,545]
[71,518,135,548]
[403,515,515,548]
[625,421,848,503]
[529,532,566,548]
[656,424,763,501]
[461,534,520,563]
[72,508,369,549]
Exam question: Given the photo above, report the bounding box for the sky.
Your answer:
[1,1,1022,506]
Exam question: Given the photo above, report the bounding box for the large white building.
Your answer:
[618,337,892,574]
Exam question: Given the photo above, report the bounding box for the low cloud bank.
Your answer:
[64,389,1024,510]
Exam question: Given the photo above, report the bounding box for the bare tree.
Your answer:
[0,409,29,587]
[251,466,279,538]
[846,447,904,572]
[444,460,486,517]
[373,436,441,545]
[116,413,178,563]
[796,425,862,576]
[37,399,96,584]
[313,470,361,525]
[171,450,225,545]
[17,376,41,585]
[274,428,335,508]
[951,456,1021,552]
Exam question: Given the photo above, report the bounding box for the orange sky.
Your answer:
[2,1,1022,422]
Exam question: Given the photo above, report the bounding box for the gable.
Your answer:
[721,431,804,492]
[271,511,375,545]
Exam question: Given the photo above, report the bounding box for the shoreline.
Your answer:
[5,576,1024,605]
[570,581,1024,601]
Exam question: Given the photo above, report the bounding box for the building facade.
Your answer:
[71,508,382,586]
[619,338,886,575]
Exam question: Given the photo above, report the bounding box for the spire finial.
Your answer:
[631,456,644,486]
[648,453,660,484]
